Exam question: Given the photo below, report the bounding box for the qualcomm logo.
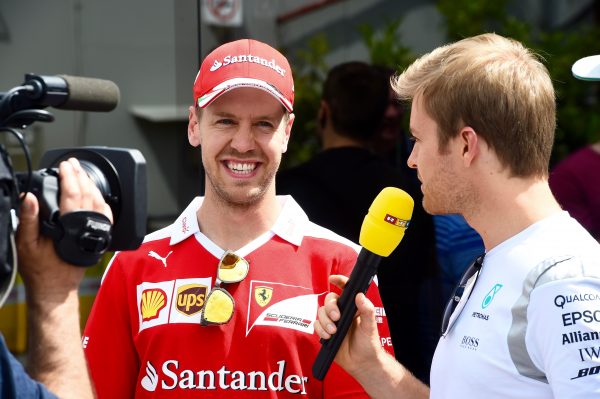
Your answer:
[141,361,158,392]
[482,284,503,309]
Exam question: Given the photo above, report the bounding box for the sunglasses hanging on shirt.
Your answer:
[200,250,250,326]
[440,253,486,336]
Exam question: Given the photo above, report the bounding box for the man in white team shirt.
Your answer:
[314,33,600,398]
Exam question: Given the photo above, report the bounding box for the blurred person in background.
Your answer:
[550,54,600,242]
[278,61,441,383]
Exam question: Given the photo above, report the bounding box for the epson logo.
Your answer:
[562,310,600,326]
[460,335,479,350]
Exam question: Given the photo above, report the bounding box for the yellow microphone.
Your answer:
[313,187,414,380]
[360,187,413,256]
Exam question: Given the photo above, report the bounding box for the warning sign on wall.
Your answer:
[201,0,243,27]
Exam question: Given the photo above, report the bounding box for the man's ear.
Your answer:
[318,101,328,130]
[281,113,295,153]
[460,126,479,167]
[188,106,201,147]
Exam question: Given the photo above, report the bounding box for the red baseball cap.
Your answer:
[194,39,294,112]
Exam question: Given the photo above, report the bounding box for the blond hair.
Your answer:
[392,33,556,177]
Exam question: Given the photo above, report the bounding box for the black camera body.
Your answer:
[15,147,147,266]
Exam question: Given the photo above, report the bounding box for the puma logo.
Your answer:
[148,251,173,268]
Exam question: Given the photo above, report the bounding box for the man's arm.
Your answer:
[16,158,112,399]
[314,275,430,399]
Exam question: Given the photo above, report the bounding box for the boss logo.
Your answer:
[460,335,479,350]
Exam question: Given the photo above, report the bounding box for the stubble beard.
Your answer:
[421,162,475,216]
[204,159,280,211]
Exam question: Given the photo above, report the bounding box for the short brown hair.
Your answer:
[392,33,556,177]
[322,62,389,141]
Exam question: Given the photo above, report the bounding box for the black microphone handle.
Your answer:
[312,248,382,380]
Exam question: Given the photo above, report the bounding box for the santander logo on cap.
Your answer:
[194,39,294,112]
[210,60,223,71]
[208,54,286,77]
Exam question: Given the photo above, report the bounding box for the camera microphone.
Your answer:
[312,187,414,380]
[54,75,120,112]
[0,74,120,125]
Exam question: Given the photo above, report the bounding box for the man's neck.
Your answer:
[321,127,367,150]
[464,176,562,252]
[196,190,281,251]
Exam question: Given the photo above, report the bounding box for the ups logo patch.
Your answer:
[176,284,208,316]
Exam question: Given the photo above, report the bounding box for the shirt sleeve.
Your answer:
[0,336,58,399]
[526,276,600,398]
[83,254,139,399]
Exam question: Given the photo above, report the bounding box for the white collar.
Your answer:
[168,195,308,247]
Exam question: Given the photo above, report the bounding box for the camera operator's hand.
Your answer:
[17,158,112,291]
[16,157,112,399]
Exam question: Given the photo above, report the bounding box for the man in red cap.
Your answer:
[83,39,394,398]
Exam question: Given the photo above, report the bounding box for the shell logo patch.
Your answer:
[140,289,167,321]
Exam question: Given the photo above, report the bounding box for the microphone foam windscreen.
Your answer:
[57,75,120,112]
[359,187,414,257]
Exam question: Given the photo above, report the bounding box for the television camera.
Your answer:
[0,73,147,305]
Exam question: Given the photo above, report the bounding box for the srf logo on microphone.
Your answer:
[384,214,410,228]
